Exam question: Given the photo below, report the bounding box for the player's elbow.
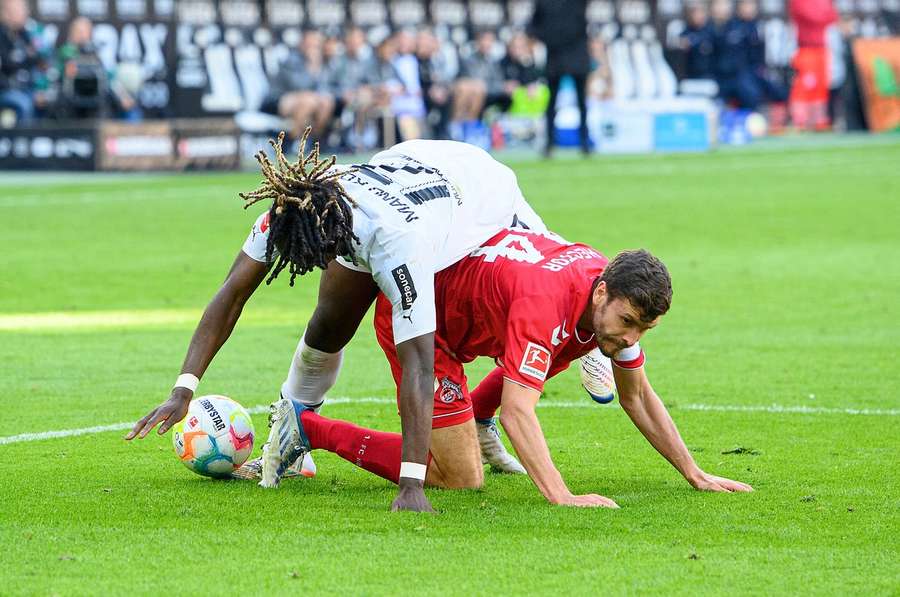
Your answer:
[498,402,528,430]
[397,334,436,378]
[402,361,434,387]
[617,387,645,412]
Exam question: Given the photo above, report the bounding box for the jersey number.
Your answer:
[356,162,454,207]
[471,234,544,264]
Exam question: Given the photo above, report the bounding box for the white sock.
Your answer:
[280,331,343,411]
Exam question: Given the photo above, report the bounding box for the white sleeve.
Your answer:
[612,342,645,369]
[371,251,436,345]
[241,211,278,263]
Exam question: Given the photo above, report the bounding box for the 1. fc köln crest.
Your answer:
[439,377,463,403]
[519,342,551,381]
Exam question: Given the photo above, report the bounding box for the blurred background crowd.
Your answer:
[678,0,853,133]
[1,0,898,157]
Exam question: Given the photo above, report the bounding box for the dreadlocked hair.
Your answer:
[239,128,358,286]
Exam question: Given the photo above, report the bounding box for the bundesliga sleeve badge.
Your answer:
[519,342,552,381]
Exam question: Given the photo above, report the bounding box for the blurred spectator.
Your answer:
[451,30,506,141]
[323,34,341,66]
[262,29,335,139]
[502,32,549,117]
[371,33,400,95]
[0,0,45,125]
[711,0,786,130]
[830,16,866,130]
[826,16,855,130]
[529,0,590,156]
[736,0,788,128]
[329,26,379,150]
[502,33,541,90]
[416,28,456,139]
[370,34,405,144]
[587,36,613,101]
[56,17,140,121]
[390,29,425,140]
[737,1,764,72]
[789,0,837,130]
[680,3,716,80]
[711,0,746,99]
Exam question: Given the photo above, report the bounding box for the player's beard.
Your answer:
[594,302,628,358]
[596,336,627,358]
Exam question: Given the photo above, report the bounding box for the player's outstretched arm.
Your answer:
[392,334,436,513]
[125,251,268,440]
[500,379,619,508]
[613,366,753,493]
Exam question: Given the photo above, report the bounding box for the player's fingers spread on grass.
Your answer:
[719,477,753,492]
[158,405,188,435]
[570,494,619,508]
[137,410,167,439]
[158,414,176,434]
[125,412,155,440]
[586,494,620,508]
[390,500,436,514]
[598,496,621,509]
[693,473,734,492]
[391,484,436,513]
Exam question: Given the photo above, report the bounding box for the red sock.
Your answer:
[300,411,402,484]
[472,366,505,421]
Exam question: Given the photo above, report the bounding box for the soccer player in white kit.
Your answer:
[125,130,545,513]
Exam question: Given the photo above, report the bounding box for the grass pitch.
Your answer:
[1,137,899,595]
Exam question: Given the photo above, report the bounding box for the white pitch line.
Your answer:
[675,403,900,416]
[1,398,897,447]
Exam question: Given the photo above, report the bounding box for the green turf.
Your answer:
[2,139,899,595]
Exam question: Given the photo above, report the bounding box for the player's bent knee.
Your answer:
[450,463,484,490]
[428,420,483,489]
[426,460,483,490]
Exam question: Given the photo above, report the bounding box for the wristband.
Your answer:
[399,461,427,481]
[174,373,199,393]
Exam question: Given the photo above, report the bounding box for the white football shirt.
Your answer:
[242,140,545,345]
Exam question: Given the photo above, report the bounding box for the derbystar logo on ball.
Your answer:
[172,395,255,478]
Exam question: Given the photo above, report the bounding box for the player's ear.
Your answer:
[593,280,607,305]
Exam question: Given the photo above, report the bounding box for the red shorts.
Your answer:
[374,294,473,429]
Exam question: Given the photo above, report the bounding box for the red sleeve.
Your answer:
[501,296,565,392]
[611,342,646,370]
[613,351,645,370]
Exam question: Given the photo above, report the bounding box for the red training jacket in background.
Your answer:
[789,0,839,48]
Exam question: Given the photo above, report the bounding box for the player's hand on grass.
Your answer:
[124,388,192,440]
[391,479,435,513]
[553,493,620,508]
[689,471,753,493]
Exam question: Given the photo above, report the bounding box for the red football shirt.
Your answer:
[434,229,630,392]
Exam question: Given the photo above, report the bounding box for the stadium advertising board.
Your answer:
[0,125,97,170]
[852,37,900,132]
[172,118,241,170]
[96,120,174,170]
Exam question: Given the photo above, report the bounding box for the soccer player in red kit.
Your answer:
[252,229,751,506]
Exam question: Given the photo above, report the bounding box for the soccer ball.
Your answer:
[745,112,768,138]
[172,395,255,478]
[580,348,617,404]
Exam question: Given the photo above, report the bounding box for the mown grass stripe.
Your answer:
[1,399,896,446]
[0,308,315,331]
